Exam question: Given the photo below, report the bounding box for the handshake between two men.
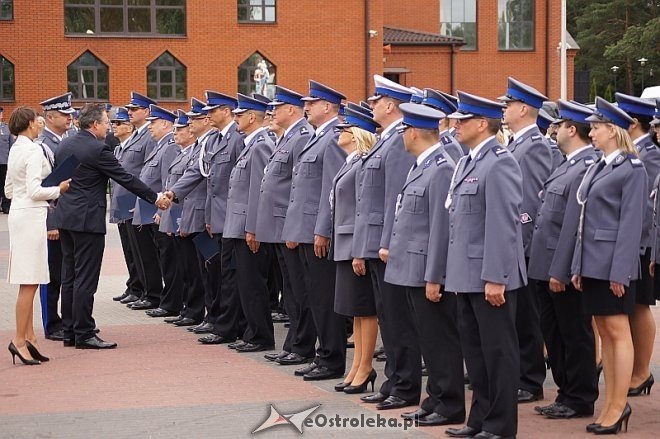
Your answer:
[155,191,175,210]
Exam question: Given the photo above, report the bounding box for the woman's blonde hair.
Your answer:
[348,127,377,155]
[610,123,637,156]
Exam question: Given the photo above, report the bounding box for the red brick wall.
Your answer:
[384,0,439,33]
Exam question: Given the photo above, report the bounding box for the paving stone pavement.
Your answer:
[0,213,659,438]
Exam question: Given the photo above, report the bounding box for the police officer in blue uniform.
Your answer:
[384,103,465,426]
[445,91,526,439]
[421,88,465,162]
[528,100,599,419]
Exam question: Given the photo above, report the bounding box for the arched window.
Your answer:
[67,51,108,101]
[0,55,14,101]
[238,53,276,98]
[147,52,186,101]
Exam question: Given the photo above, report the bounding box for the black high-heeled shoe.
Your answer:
[586,423,601,433]
[8,342,40,365]
[26,341,49,362]
[627,374,654,396]
[344,369,377,394]
[592,403,631,435]
[334,380,353,392]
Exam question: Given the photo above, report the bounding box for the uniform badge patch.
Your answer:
[615,155,624,165]
[424,158,432,169]
[464,177,478,183]
[585,158,595,165]
[520,213,532,224]
[436,156,447,166]
[300,127,309,134]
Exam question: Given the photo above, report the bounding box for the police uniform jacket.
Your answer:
[445,137,527,293]
[282,118,345,244]
[549,140,564,170]
[159,144,195,235]
[384,147,454,287]
[508,125,554,256]
[352,122,415,259]
[0,121,13,165]
[224,128,273,239]
[528,146,597,283]
[650,174,660,263]
[204,122,245,235]
[330,153,361,261]
[36,129,62,231]
[439,129,465,165]
[54,130,157,234]
[635,134,660,252]
[255,118,312,243]
[571,153,647,286]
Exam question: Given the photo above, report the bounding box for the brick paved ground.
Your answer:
[0,213,658,438]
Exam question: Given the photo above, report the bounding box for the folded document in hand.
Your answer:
[41,155,80,187]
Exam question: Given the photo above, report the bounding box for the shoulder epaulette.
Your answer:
[494,147,508,155]
[257,135,265,142]
[646,143,657,151]
[630,157,643,167]
[300,126,309,135]
[435,154,447,166]
[441,136,452,145]
[531,135,543,141]
[583,157,595,166]
[168,138,175,144]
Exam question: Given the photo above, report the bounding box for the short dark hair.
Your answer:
[78,103,107,130]
[486,117,501,134]
[563,120,591,143]
[8,106,37,136]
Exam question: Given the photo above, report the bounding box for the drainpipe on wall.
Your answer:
[450,44,456,94]
[365,0,371,100]
[545,0,550,97]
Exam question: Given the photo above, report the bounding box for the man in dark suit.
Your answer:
[56,104,166,349]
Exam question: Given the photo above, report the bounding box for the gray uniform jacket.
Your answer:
[133,132,178,226]
[0,122,13,164]
[636,134,660,252]
[352,125,415,259]
[508,125,554,256]
[527,147,597,283]
[224,128,274,240]
[159,145,195,234]
[36,129,61,231]
[440,129,465,165]
[330,154,361,261]
[651,174,660,263]
[255,118,313,243]
[571,153,647,286]
[384,148,455,288]
[110,125,156,223]
[205,123,245,235]
[549,140,564,170]
[169,140,208,235]
[445,138,527,293]
[282,118,345,244]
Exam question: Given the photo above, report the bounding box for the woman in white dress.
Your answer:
[5,107,70,365]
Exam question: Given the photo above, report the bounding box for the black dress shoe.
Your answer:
[265,350,290,361]
[192,322,214,334]
[146,308,178,318]
[543,403,592,419]
[376,352,387,362]
[303,366,343,381]
[445,426,481,438]
[173,317,200,327]
[534,402,560,414]
[164,315,184,324]
[271,312,289,323]
[63,338,75,347]
[228,340,246,350]
[235,343,275,353]
[417,412,464,426]
[361,392,388,403]
[276,352,312,366]
[75,336,117,350]
[113,292,129,302]
[46,330,65,341]
[93,328,100,334]
[473,431,513,439]
[119,294,140,304]
[401,408,431,420]
[294,362,318,376]
[198,334,231,345]
[517,389,543,403]
[129,300,157,310]
[376,395,413,410]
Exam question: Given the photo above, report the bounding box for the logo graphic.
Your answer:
[252,404,322,434]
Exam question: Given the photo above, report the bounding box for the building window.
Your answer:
[498,0,534,50]
[441,0,477,50]
[67,51,109,101]
[238,53,276,98]
[64,0,185,36]
[238,0,275,23]
[147,52,186,101]
[0,0,13,20]
[0,56,15,101]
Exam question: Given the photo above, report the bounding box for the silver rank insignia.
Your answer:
[395,193,403,216]
[520,213,532,224]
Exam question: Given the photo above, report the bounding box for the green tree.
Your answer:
[589,77,598,102]
[604,83,614,102]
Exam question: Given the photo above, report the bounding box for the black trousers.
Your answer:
[43,238,63,335]
[234,238,274,346]
[300,244,346,372]
[117,221,143,297]
[538,280,598,413]
[204,234,223,323]
[458,290,520,438]
[369,259,421,404]
[407,287,465,420]
[516,274,546,394]
[272,244,294,352]
[60,230,105,342]
[128,223,163,304]
[152,226,183,313]
[0,164,10,211]
[179,234,206,322]
[276,244,317,358]
[268,253,285,312]
[209,237,243,339]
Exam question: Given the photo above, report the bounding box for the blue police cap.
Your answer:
[368,74,414,103]
[652,100,660,126]
[173,109,190,128]
[185,97,209,117]
[336,108,380,133]
[499,77,548,109]
[397,102,446,131]
[338,103,346,117]
[301,80,346,105]
[359,101,372,111]
[346,101,373,118]
[586,96,634,129]
[449,91,506,120]
[252,93,271,105]
[233,93,269,114]
[410,87,424,104]
[537,109,555,130]
[554,99,594,125]
[422,88,457,114]
[40,92,76,114]
[439,91,458,109]
[269,86,304,107]
[110,107,130,122]
[615,92,655,118]
[146,104,177,123]
[125,91,157,109]
[204,90,238,111]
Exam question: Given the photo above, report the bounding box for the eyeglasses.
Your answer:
[111,121,130,126]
